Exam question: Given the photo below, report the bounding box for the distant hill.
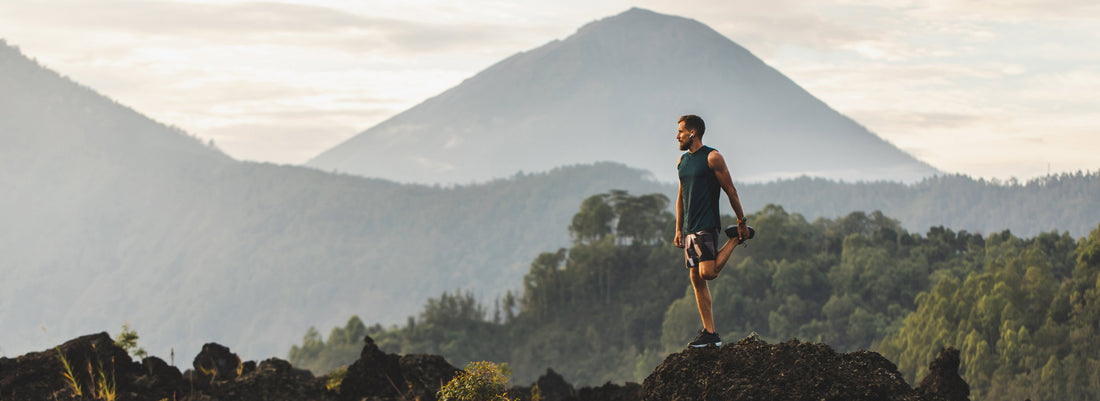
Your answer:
[0,39,666,363]
[307,7,940,184]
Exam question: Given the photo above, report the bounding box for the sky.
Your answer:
[1,0,1097,181]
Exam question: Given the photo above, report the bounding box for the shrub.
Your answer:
[437,361,515,401]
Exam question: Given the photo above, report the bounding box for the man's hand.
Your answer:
[738,222,750,242]
[674,230,684,248]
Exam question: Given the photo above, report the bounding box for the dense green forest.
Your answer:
[289,190,1099,400]
[880,224,1100,400]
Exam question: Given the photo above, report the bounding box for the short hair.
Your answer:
[678,115,705,138]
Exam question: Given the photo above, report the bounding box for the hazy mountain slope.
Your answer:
[308,7,939,184]
[0,40,667,362]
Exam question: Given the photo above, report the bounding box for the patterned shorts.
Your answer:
[684,229,719,268]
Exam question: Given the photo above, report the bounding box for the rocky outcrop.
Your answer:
[509,368,643,401]
[336,335,408,400]
[916,347,970,401]
[189,342,243,387]
[189,357,325,401]
[642,335,957,401]
[1,332,968,401]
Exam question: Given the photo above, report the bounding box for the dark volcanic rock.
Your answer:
[510,369,641,401]
[2,332,969,401]
[398,353,461,401]
[576,381,643,401]
[338,335,462,401]
[186,357,329,401]
[191,342,243,386]
[133,356,187,398]
[643,336,928,401]
[916,347,970,401]
[535,368,575,401]
[337,335,405,400]
[0,332,196,400]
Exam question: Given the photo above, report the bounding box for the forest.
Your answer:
[289,190,1100,400]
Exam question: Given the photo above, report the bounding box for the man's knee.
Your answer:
[697,262,719,281]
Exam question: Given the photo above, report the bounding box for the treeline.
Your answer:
[290,190,1099,399]
[740,170,1100,239]
[880,225,1100,400]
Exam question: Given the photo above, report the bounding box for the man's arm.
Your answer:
[675,181,684,248]
[708,150,749,239]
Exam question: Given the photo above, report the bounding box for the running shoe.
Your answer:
[725,225,756,244]
[688,329,723,348]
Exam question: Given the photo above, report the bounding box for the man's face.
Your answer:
[677,121,695,151]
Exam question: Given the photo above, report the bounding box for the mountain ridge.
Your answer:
[307,7,939,184]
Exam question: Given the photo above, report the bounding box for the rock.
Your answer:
[191,342,243,386]
[337,335,410,401]
[536,368,575,401]
[0,332,143,400]
[1,332,969,401]
[133,356,187,399]
[188,357,329,401]
[511,375,640,401]
[575,381,643,401]
[642,336,930,401]
[241,360,258,376]
[398,354,461,401]
[916,347,970,401]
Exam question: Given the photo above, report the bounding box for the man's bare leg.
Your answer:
[691,262,716,333]
[699,239,741,280]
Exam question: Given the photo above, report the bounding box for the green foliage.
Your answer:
[437,361,516,401]
[880,224,1100,400]
[570,190,673,245]
[325,366,347,393]
[114,323,146,359]
[290,191,1098,399]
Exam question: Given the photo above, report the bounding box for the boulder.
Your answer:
[575,381,643,401]
[916,347,969,401]
[535,368,575,401]
[642,336,928,401]
[189,357,328,401]
[0,332,143,400]
[132,356,187,399]
[336,335,409,401]
[191,342,242,386]
[398,353,461,400]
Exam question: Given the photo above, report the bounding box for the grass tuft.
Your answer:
[55,347,83,396]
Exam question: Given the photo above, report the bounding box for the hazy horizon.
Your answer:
[1,1,1097,182]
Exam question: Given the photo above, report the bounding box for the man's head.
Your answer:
[677,114,706,151]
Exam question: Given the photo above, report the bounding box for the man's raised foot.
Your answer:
[725,225,756,244]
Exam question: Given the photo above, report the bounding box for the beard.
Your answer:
[679,140,691,151]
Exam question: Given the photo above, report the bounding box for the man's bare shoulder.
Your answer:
[706,148,727,167]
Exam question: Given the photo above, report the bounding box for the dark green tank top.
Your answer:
[678,146,722,233]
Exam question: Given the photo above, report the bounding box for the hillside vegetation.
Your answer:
[291,191,1099,401]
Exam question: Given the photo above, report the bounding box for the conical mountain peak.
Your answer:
[308,9,938,184]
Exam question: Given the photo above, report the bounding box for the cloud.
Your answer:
[0,0,536,56]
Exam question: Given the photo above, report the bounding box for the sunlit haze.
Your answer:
[1,0,1097,181]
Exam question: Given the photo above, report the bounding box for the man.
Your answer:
[674,114,754,348]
